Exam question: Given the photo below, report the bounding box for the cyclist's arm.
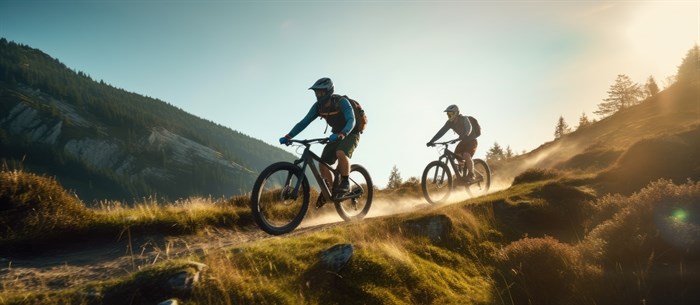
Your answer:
[338,97,355,136]
[287,103,319,138]
[428,121,451,143]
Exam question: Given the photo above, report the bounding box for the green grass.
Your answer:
[0,169,254,254]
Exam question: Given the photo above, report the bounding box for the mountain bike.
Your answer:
[421,139,491,204]
[250,138,373,235]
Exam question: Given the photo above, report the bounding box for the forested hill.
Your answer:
[0,38,294,204]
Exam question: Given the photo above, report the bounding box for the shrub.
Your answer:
[0,169,94,240]
[582,179,700,266]
[495,236,601,305]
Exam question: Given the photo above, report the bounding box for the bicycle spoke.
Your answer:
[335,164,373,221]
[251,162,309,235]
[422,161,453,204]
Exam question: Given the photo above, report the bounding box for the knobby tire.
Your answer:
[250,162,310,235]
[421,161,453,204]
[335,164,374,221]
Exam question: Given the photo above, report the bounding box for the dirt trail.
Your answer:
[0,196,467,294]
[0,227,270,293]
[0,215,357,294]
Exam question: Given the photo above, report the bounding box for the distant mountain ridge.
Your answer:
[0,38,294,204]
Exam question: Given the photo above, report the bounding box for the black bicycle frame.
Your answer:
[287,139,337,201]
[437,140,465,178]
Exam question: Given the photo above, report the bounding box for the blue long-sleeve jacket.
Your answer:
[287,97,355,138]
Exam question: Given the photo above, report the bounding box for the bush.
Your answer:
[582,179,700,266]
[576,179,700,304]
[0,169,94,240]
[495,236,600,305]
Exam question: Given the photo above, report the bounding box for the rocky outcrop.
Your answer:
[2,102,62,145]
[0,85,259,201]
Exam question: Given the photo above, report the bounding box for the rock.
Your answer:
[403,214,453,243]
[166,261,207,291]
[319,244,353,273]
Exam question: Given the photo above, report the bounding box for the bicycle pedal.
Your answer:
[333,192,349,201]
[315,196,327,208]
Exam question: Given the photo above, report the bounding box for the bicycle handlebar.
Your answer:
[431,138,461,146]
[286,138,330,146]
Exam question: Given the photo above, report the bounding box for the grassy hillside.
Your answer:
[1,168,698,304]
[495,79,700,191]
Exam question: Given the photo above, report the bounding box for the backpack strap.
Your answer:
[318,95,342,118]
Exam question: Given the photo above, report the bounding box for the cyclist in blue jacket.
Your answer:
[279,77,360,199]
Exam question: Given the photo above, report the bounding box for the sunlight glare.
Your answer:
[672,208,688,222]
[625,2,699,78]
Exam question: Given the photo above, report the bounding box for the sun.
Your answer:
[624,2,699,77]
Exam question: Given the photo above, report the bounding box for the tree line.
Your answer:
[553,45,698,140]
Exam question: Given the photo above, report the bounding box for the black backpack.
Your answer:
[467,116,481,138]
[320,95,367,134]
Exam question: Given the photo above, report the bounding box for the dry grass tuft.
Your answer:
[496,235,601,305]
[0,169,94,241]
[511,168,562,186]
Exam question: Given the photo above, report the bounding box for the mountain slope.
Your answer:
[0,38,294,203]
[499,79,700,193]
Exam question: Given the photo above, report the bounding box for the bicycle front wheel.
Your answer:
[335,164,373,221]
[421,161,453,204]
[465,159,491,197]
[250,162,310,235]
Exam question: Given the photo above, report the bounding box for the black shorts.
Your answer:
[456,138,478,157]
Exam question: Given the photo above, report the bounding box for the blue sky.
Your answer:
[1,0,698,188]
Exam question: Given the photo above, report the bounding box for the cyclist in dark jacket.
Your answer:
[279,77,360,199]
[426,104,478,182]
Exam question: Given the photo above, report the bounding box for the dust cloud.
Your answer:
[299,184,510,229]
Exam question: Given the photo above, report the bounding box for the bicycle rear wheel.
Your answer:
[250,162,310,235]
[465,159,491,197]
[335,164,373,221]
[421,161,453,204]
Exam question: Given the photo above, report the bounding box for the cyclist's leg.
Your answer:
[456,139,477,178]
[332,133,360,193]
[336,150,350,176]
[321,141,340,187]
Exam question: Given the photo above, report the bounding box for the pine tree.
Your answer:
[644,75,660,98]
[554,116,571,139]
[505,146,514,159]
[594,74,644,118]
[387,165,403,189]
[677,44,700,84]
[577,112,591,130]
[486,142,505,162]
